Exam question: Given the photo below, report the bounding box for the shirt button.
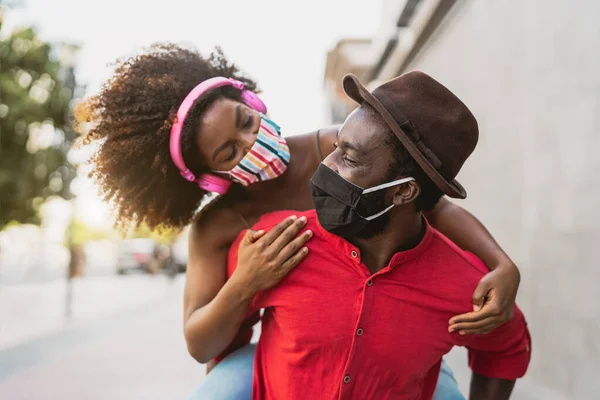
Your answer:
[351,250,358,258]
[356,328,363,336]
[343,375,351,383]
[366,279,373,286]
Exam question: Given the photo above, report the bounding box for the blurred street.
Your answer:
[1,272,175,350]
[0,274,204,400]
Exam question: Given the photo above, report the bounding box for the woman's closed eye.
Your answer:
[225,144,238,162]
[244,115,253,130]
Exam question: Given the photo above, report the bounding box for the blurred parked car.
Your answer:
[116,238,155,275]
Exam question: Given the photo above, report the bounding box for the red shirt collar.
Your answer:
[313,210,435,272]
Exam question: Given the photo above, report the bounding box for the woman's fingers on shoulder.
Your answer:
[280,216,309,240]
[260,216,298,244]
[281,246,309,271]
[243,229,265,244]
[276,229,313,263]
[263,215,309,249]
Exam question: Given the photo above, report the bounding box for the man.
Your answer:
[228,71,531,399]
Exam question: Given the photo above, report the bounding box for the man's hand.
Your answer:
[449,264,520,335]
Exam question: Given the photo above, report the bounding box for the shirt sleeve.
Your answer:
[456,305,532,380]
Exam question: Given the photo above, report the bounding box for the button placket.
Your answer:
[341,264,372,396]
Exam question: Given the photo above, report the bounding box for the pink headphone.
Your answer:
[169,77,267,194]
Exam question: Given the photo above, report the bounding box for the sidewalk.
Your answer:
[0,275,204,400]
[0,274,176,350]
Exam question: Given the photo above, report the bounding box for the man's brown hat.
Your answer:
[343,71,478,198]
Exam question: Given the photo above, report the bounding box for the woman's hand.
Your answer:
[231,215,312,296]
[448,263,521,335]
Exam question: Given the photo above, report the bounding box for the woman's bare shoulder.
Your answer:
[190,197,247,250]
[318,125,339,159]
[319,125,340,137]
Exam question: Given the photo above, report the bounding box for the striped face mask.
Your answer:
[218,114,290,186]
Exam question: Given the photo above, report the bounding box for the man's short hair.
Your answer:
[363,104,443,211]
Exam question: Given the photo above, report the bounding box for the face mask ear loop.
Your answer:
[364,204,395,221]
[360,177,416,221]
[361,177,415,194]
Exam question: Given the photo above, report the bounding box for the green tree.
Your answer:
[126,222,179,245]
[0,8,78,229]
[68,218,111,247]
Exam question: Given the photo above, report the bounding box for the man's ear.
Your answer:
[392,181,420,206]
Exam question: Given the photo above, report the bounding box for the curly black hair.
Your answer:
[74,43,258,230]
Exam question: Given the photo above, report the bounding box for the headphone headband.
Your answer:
[169,77,267,194]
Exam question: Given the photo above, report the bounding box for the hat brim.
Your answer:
[342,73,467,199]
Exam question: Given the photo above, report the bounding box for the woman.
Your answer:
[77,44,520,399]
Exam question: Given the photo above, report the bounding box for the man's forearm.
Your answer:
[469,372,515,400]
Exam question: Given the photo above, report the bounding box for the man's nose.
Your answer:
[322,153,339,173]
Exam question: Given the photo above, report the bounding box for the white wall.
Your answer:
[404,1,600,398]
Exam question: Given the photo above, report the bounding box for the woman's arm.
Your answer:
[183,210,310,363]
[424,197,513,272]
[183,208,254,364]
[317,126,341,160]
[423,197,521,334]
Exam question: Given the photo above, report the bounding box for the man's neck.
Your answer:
[349,211,425,275]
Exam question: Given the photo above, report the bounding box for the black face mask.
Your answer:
[309,163,414,238]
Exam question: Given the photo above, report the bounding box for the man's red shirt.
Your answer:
[226,210,531,400]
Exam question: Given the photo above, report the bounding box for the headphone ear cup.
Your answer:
[241,90,267,114]
[196,173,232,195]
